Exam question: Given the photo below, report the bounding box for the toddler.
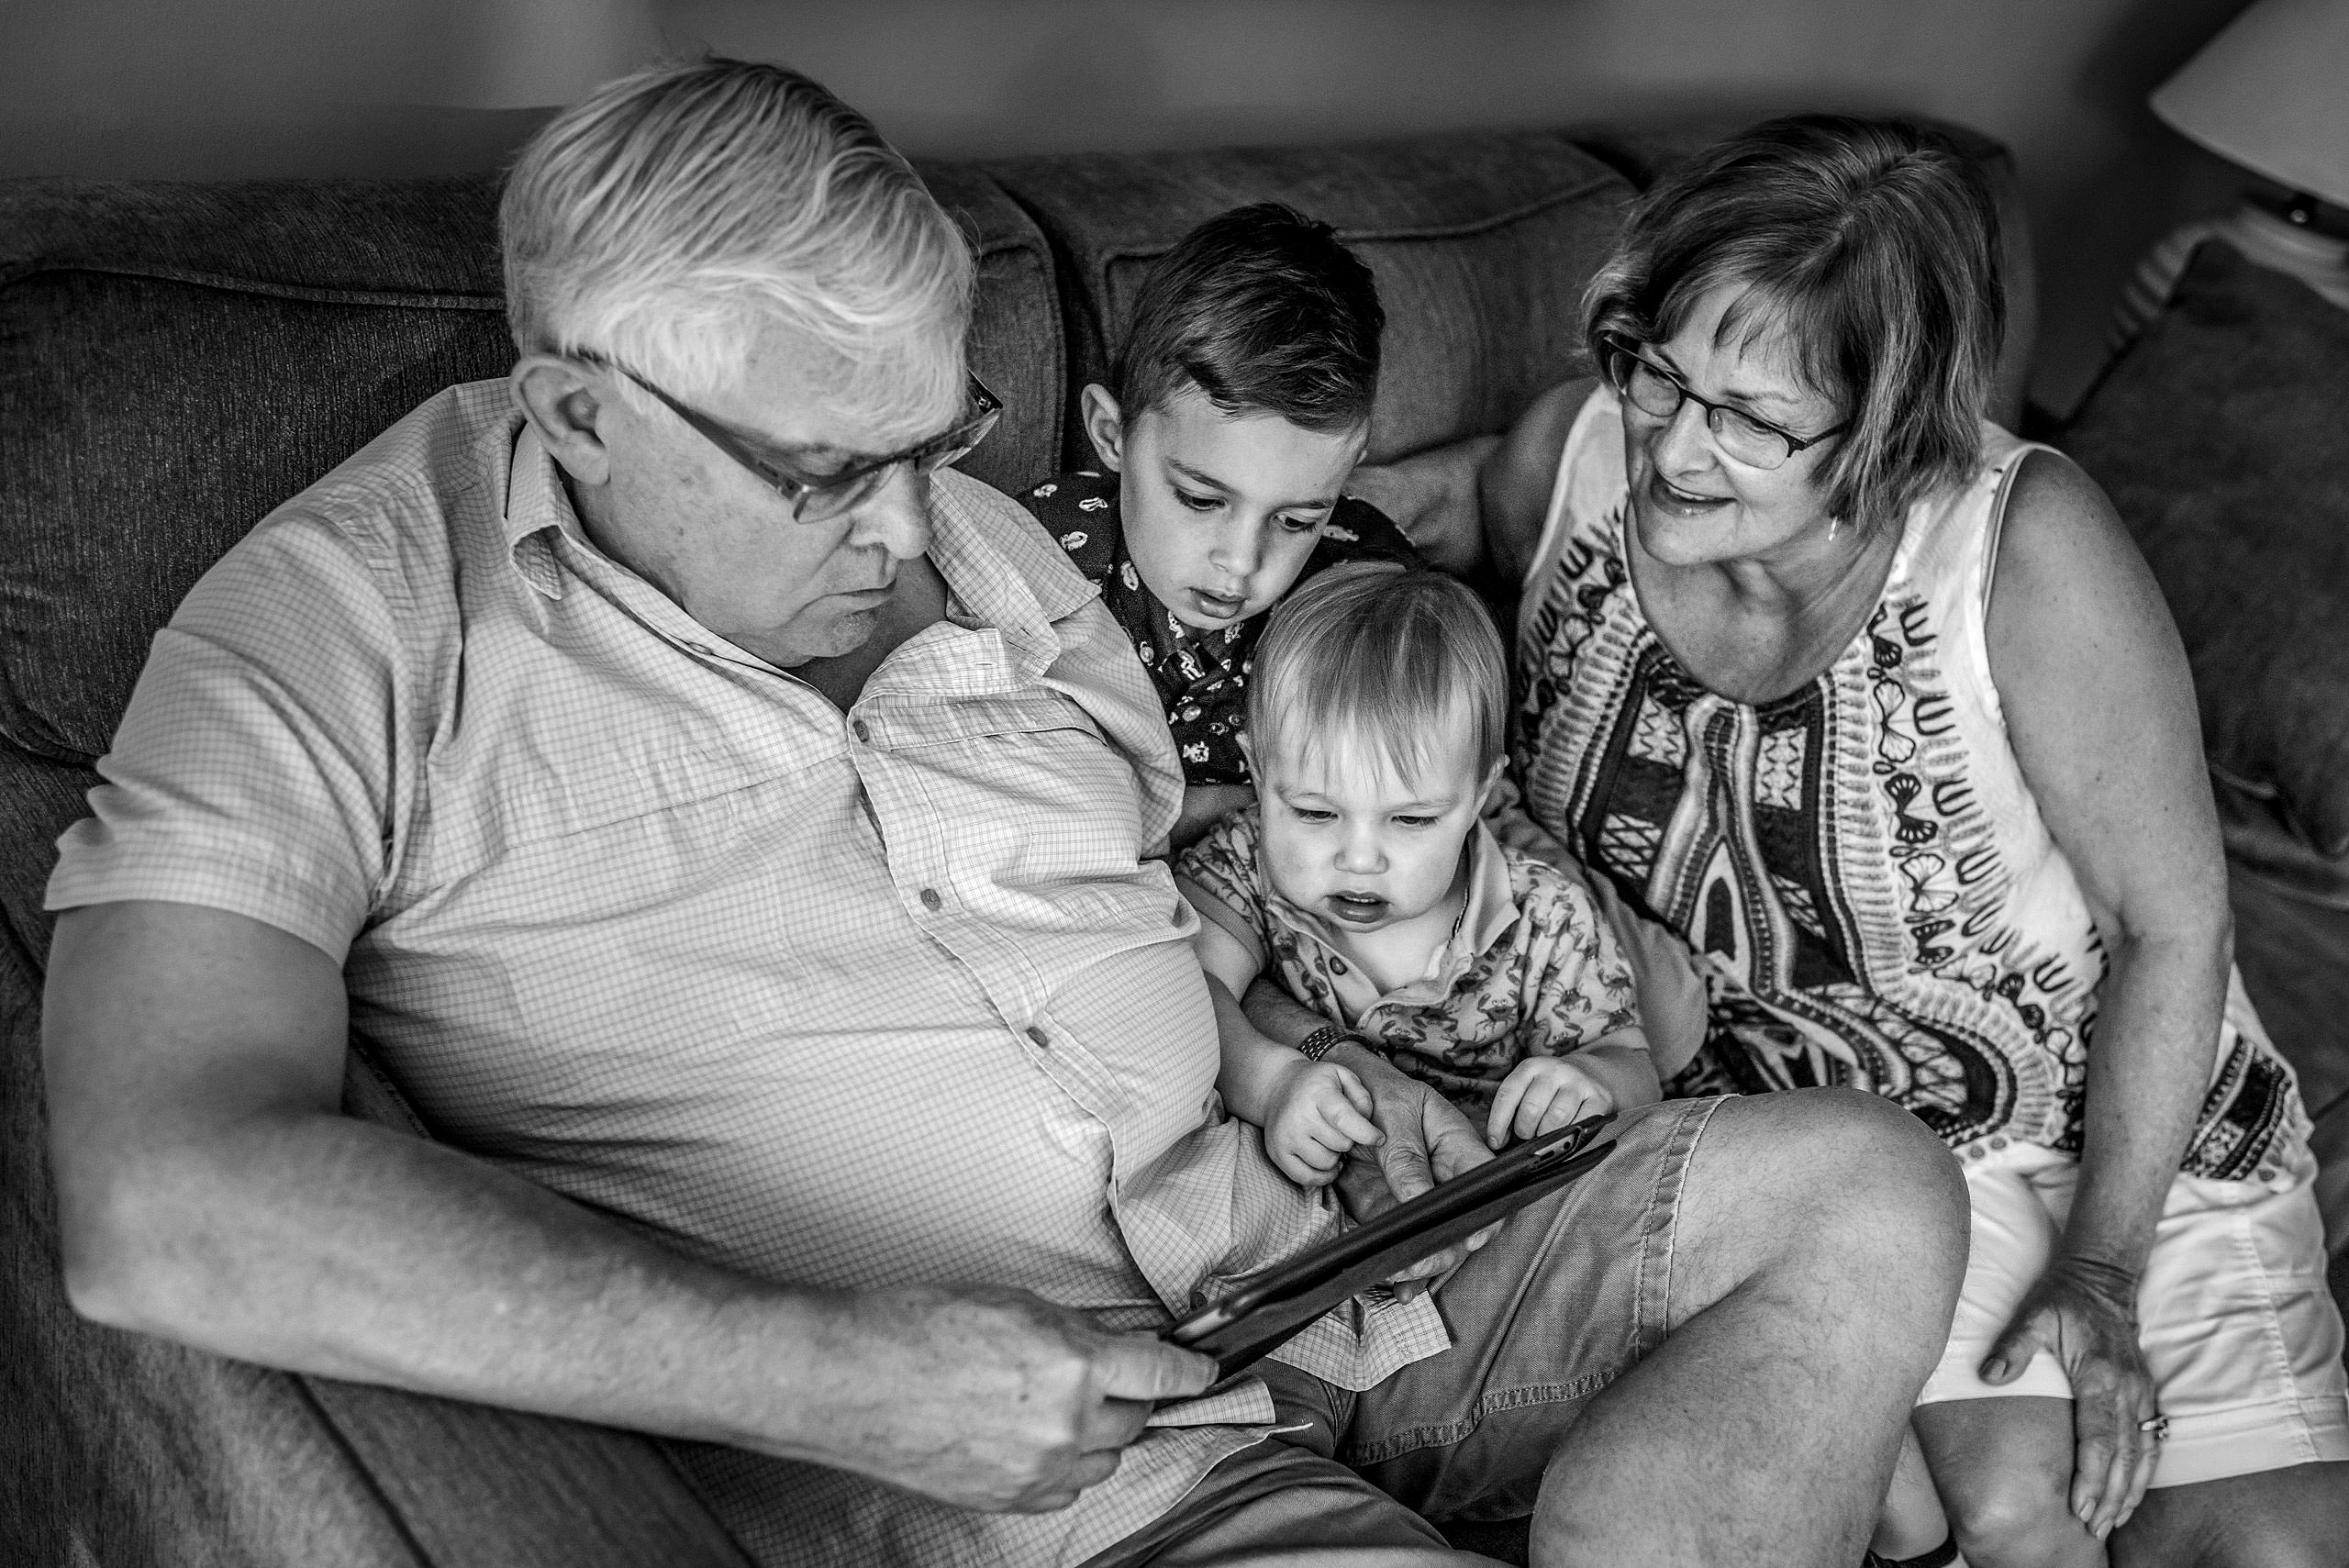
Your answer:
[1175,562,1659,1185]
[1019,202,1419,847]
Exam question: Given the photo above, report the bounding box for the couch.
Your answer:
[0,114,2106,1564]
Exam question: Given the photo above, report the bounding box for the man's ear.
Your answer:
[1078,383,1127,473]
[511,353,616,488]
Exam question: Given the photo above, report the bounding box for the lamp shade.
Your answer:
[2151,0,2349,209]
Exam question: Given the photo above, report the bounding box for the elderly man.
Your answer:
[43,58,1965,1567]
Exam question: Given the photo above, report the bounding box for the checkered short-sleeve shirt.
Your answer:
[47,384,1442,1566]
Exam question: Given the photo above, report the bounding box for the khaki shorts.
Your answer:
[1082,1095,1727,1566]
[1918,1139,2349,1487]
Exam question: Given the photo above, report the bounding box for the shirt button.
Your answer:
[919,887,942,911]
[852,719,870,742]
[1026,1027,1051,1049]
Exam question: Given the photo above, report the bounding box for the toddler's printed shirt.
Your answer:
[1019,470,1419,785]
[1175,806,1642,1117]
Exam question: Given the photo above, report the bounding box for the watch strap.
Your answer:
[1296,1025,1361,1062]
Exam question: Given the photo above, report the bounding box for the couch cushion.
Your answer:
[982,130,1635,473]
[2061,240,2349,859]
[0,170,1058,768]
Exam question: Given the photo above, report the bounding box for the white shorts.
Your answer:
[1918,1138,2349,1487]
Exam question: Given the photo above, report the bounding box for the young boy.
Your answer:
[1019,202,1420,847]
[1174,562,1660,1186]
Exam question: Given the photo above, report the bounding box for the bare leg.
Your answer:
[1527,1088,1968,1567]
[1914,1396,2103,1567]
[2112,1462,2349,1568]
[1874,1424,1954,1559]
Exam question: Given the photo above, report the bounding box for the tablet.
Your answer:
[1165,1111,1620,1377]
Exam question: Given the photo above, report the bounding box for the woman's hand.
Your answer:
[1979,1253,2159,1540]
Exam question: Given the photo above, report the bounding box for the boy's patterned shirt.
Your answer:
[1175,806,1642,1116]
[1019,470,1419,784]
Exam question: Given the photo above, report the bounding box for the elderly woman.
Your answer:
[1381,117,2349,1567]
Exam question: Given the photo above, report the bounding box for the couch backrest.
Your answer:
[0,164,1061,769]
[983,128,1635,471]
[0,120,2029,779]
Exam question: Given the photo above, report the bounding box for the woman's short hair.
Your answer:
[1248,562,1508,785]
[1113,202,1384,435]
[500,57,973,428]
[1584,115,2004,531]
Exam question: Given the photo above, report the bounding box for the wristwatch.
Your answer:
[1296,1025,1365,1062]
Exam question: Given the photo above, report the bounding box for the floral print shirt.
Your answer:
[1019,470,1419,785]
[1176,806,1642,1118]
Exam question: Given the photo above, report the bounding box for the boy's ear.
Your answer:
[1079,384,1127,473]
[1476,756,1507,812]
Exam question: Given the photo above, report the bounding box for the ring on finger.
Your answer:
[2136,1415,2168,1441]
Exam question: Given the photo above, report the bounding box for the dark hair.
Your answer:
[1112,202,1384,433]
[1584,115,2004,531]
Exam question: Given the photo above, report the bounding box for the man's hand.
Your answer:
[806,1285,1217,1514]
[1325,1044,1497,1300]
[1486,1055,1617,1151]
[1979,1255,2157,1540]
[1262,1057,1382,1186]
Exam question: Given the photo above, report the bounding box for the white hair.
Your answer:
[500,57,974,432]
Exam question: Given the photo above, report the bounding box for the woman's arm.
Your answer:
[1981,449,2229,1537]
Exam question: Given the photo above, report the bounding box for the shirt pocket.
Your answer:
[860,688,1171,935]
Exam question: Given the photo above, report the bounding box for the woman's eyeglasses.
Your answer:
[1600,334,1844,471]
[577,351,1002,524]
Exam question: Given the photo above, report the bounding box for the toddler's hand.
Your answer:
[1264,1059,1382,1187]
[1486,1056,1616,1150]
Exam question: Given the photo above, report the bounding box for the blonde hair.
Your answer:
[1248,562,1508,785]
[500,57,974,428]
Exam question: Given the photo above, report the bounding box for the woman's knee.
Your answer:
[1938,1454,2100,1568]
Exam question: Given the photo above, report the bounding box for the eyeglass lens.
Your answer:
[1608,347,1791,470]
[792,397,1003,523]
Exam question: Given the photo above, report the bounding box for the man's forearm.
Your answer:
[70,1104,836,1456]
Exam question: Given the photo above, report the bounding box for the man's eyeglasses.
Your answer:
[1599,334,1844,471]
[578,351,1002,524]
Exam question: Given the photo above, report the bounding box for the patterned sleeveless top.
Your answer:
[1515,387,2305,1180]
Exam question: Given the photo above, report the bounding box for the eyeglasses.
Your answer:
[1600,334,1844,471]
[579,351,1002,524]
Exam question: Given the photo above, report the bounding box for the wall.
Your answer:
[0,0,2259,415]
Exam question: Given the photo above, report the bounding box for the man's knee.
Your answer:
[1695,1089,1966,1262]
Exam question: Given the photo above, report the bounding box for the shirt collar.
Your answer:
[502,422,584,601]
[926,468,1097,683]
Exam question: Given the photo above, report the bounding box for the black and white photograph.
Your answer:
[4,2,2347,1563]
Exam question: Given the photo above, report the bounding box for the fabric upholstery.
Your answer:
[2062,240,2349,862]
[982,130,1635,473]
[0,171,1059,767]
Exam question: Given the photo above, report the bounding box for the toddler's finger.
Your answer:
[1512,1078,1564,1144]
[1335,1065,1376,1122]
[1486,1074,1530,1151]
[1323,1097,1381,1150]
